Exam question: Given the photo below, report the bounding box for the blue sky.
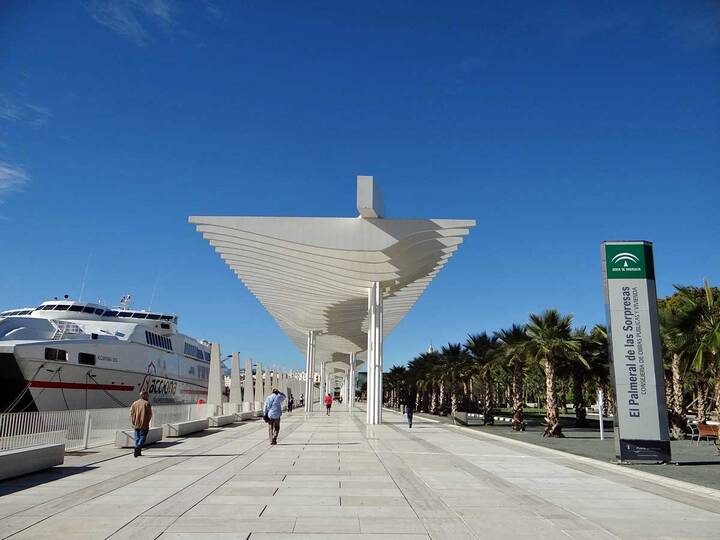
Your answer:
[1,1,718,371]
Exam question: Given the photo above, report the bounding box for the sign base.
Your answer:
[617,438,671,463]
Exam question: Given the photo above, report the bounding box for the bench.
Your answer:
[691,423,719,446]
[236,411,255,421]
[208,414,236,427]
[0,443,65,481]
[163,418,209,437]
[114,427,163,448]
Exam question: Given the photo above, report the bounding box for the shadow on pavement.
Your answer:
[0,466,98,495]
[279,442,360,446]
[140,454,245,458]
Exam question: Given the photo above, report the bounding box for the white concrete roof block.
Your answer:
[357,175,384,218]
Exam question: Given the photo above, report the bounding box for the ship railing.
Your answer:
[0,403,220,452]
[50,320,84,340]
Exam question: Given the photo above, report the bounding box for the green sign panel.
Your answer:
[604,243,654,280]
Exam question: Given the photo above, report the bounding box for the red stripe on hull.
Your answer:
[180,389,208,395]
[28,381,135,391]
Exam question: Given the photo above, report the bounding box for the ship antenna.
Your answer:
[148,271,160,311]
[120,294,133,310]
[78,254,92,302]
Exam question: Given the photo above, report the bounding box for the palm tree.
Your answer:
[526,309,583,437]
[407,352,438,413]
[674,281,720,421]
[495,324,528,431]
[658,298,691,438]
[464,333,498,424]
[565,327,593,427]
[385,365,407,409]
[438,343,471,418]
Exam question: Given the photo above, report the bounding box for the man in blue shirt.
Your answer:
[264,389,286,445]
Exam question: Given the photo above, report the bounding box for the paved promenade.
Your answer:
[1,406,719,539]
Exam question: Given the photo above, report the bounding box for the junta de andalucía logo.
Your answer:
[611,252,640,269]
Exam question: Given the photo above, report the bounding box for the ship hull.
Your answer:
[1,341,209,412]
[17,357,208,410]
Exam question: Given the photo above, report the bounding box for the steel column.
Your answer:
[304,330,316,413]
[366,282,383,424]
[349,352,356,411]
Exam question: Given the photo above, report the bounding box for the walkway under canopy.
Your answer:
[190,176,475,423]
[0,410,717,539]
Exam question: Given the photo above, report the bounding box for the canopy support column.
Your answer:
[304,330,316,413]
[319,360,326,401]
[366,282,383,424]
[349,352,356,411]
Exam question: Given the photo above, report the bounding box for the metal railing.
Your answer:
[0,403,219,452]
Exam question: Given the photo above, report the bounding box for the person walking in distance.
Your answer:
[287,393,294,413]
[404,398,415,429]
[324,393,333,415]
[264,388,286,445]
[129,391,152,457]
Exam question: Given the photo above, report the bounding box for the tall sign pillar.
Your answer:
[227,352,242,414]
[601,241,670,462]
[207,343,224,414]
[243,357,254,413]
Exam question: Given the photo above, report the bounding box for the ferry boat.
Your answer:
[0,297,211,412]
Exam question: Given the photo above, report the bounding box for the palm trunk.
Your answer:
[450,391,458,418]
[429,387,437,414]
[483,378,494,425]
[602,383,615,416]
[572,371,587,428]
[664,373,674,411]
[671,353,685,414]
[511,360,525,431]
[697,382,710,423]
[544,357,563,437]
[438,383,445,411]
[667,354,687,439]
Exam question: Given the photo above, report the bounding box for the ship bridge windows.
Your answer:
[54,305,69,311]
[96,310,174,321]
[44,347,68,361]
[184,342,208,362]
[145,330,173,351]
[78,352,96,365]
[68,305,83,312]
[82,306,96,314]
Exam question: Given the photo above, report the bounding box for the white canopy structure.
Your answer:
[190,176,474,423]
